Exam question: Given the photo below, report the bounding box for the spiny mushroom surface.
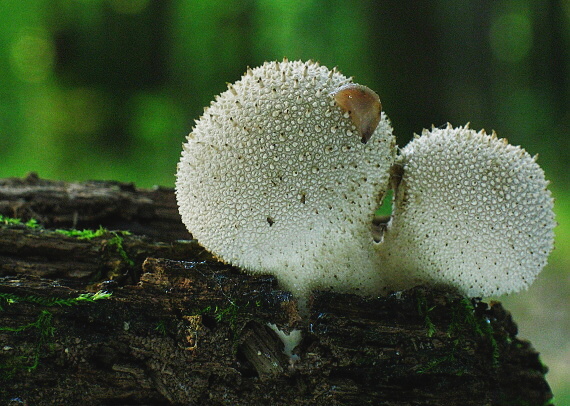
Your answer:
[176,59,556,304]
[377,125,556,297]
[176,60,396,301]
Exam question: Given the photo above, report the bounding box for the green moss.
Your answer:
[55,225,107,239]
[1,216,135,269]
[199,302,240,327]
[154,320,168,336]
[0,215,40,229]
[416,353,457,374]
[106,231,135,266]
[0,310,55,378]
[448,298,481,336]
[197,300,261,333]
[415,294,502,374]
[0,291,111,380]
[57,226,135,267]
[213,302,240,324]
[416,295,437,337]
[0,291,111,310]
[448,298,499,368]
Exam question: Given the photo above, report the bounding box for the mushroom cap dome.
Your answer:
[377,125,556,296]
[176,60,396,299]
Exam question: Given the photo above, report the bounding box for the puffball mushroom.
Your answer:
[176,59,396,302]
[176,59,556,305]
[377,125,556,297]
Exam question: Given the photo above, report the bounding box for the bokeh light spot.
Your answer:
[9,29,55,83]
[489,11,533,63]
[128,92,184,143]
[62,87,108,136]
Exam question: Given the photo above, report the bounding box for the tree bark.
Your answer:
[0,174,553,405]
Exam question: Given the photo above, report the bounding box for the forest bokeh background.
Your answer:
[1,0,569,401]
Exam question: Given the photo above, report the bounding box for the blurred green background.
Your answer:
[0,0,568,401]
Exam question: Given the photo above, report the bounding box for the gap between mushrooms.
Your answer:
[175,59,555,318]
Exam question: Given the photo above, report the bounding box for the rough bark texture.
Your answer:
[0,175,553,405]
[0,172,189,242]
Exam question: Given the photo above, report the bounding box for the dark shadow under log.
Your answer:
[0,175,553,405]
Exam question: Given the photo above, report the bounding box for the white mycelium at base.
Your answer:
[268,323,302,362]
[176,60,396,301]
[377,125,556,297]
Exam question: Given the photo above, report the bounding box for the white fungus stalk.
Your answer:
[377,125,556,297]
[176,59,396,302]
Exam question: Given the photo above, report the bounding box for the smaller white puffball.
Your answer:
[377,125,556,297]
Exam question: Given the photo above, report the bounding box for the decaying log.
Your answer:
[0,175,553,405]
[0,172,189,241]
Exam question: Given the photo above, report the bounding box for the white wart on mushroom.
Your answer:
[176,60,397,301]
[377,126,556,296]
